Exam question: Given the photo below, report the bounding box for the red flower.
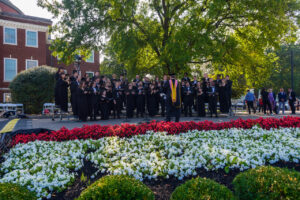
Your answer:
[10,116,300,146]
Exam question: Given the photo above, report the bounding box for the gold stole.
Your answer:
[170,80,177,103]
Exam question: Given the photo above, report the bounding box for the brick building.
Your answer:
[0,0,100,103]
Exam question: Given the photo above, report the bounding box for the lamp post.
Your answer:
[75,54,82,75]
[290,49,294,90]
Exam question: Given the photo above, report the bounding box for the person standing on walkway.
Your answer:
[261,88,272,115]
[268,89,276,114]
[245,90,256,114]
[277,88,287,114]
[166,73,181,122]
[225,75,233,114]
[208,81,218,118]
[288,88,296,114]
[77,81,88,121]
[183,81,194,117]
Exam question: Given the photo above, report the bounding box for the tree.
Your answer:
[38,0,300,76]
[266,44,300,95]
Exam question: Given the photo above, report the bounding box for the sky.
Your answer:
[10,0,54,20]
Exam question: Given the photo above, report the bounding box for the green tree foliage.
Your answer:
[265,44,300,95]
[9,66,56,114]
[38,0,299,88]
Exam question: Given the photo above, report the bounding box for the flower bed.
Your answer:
[1,126,299,199]
[11,117,300,146]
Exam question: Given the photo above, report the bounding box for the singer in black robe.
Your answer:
[197,88,206,117]
[125,86,136,118]
[70,77,79,116]
[57,74,69,112]
[99,90,110,120]
[183,83,194,117]
[77,83,88,121]
[147,85,158,117]
[166,74,181,122]
[86,82,93,119]
[54,67,64,107]
[91,82,100,120]
[136,84,145,117]
[218,83,228,113]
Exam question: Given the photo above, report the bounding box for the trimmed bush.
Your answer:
[9,66,56,114]
[0,183,37,200]
[233,166,300,200]
[171,177,234,200]
[77,175,154,200]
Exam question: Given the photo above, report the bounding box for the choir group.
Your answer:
[54,67,233,122]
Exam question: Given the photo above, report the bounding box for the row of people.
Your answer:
[245,88,297,115]
[54,68,233,121]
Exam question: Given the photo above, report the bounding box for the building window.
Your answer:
[4,58,17,82]
[3,93,12,103]
[86,51,94,63]
[86,71,94,78]
[26,60,38,70]
[4,27,17,45]
[26,30,38,47]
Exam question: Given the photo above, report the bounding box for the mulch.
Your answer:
[49,160,300,200]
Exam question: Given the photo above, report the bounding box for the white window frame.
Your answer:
[26,30,38,48]
[3,27,17,45]
[3,93,12,103]
[86,51,94,63]
[25,59,39,70]
[86,71,94,78]
[4,58,17,82]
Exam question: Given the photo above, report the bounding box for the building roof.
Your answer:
[0,0,52,25]
[1,11,52,25]
[0,0,23,15]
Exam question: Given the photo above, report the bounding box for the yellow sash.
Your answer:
[170,80,177,103]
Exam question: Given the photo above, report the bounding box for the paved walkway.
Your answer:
[22,112,299,131]
[0,119,9,132]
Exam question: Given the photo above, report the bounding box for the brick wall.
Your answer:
[47,44,100,75]
[0,26,48,102]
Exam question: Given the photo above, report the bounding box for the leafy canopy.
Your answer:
[38,0,299,79]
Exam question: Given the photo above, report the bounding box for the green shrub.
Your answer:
[77,175,154,200]
[0,183,37,200]
[9,66,56,114]
[233,166,300,200]
[171,177,234,200]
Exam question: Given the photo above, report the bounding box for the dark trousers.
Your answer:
[184,103,192,117]
[161,99,166,116]
[197,102,206,117]
[247,101,256,114]
[113,100,122,118]
[71,95,78,116]
[289,100,296,114]
[100,104,109,120]
[91,101,99,120]
[263,100,272,114]
[166,104,181,122]
[208,96,218,117]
